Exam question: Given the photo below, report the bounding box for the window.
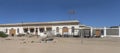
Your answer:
[17,28,19,33]
[6,29,8,33]
[39,28,44,32]
[36,28,38,32]
[30,28,34,33]
[56,27,59,32]
[23,28,28,33]
[46,28,52,31]
[71,27,75,33]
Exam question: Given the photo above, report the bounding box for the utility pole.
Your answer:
[68,9,76,20]
[80,28,83,44]
[68,9,76,37]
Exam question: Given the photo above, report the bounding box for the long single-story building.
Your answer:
[0,20,81,37]
[0,20,120,37]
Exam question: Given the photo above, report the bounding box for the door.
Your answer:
[9,28,16,36]
[62,27,69,35]
[96,30,101,37]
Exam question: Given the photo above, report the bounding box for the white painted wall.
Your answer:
[0,24,80,36]
[52,25,79,36]
[0,27,24,35]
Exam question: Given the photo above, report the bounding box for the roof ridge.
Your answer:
[0,20,79,25]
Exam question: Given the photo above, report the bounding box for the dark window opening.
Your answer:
[71,27,75,33]
[17,28,19,33]
[6,29,8,33]
[39,28,44,32]
[23,28,28,33]
[30,28,34,33]
[46,28,52,31]
[36,28,38,32]
[56,27,59,32]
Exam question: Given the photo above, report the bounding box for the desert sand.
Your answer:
[0,37,120,53]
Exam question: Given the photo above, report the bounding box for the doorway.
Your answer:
[62,27,69,37]
[9,28,16,36]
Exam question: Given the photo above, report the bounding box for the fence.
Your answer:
[77,27,120,37]
[55,27,120,38]
[80,27,120,37]
[105,28,119,37]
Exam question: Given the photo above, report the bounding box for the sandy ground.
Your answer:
[0,37,120,53]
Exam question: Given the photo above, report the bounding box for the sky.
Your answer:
[0,0,120,27]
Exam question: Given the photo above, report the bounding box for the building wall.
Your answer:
[52,25,79,36]
[0,24,79,36]
[0,27,23,35]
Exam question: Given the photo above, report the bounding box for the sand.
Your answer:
[0,37,120,53]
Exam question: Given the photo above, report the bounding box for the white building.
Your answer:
[0,20,80,37]
[0,20,119,37]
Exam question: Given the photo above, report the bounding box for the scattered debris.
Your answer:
[31,41,34,43]
[23,41,26,44]
[5,38,12,40]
